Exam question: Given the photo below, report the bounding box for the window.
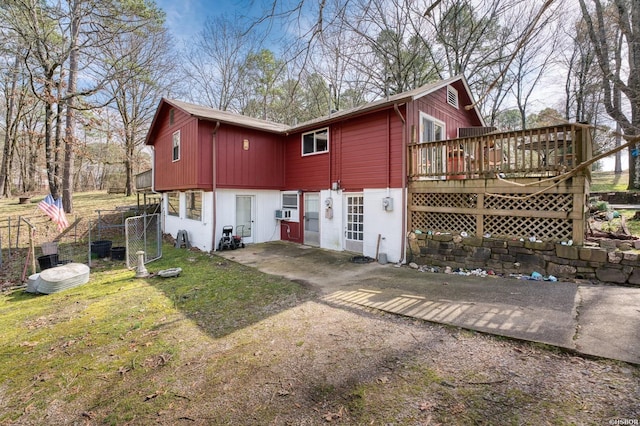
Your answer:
[418,112,446,176]
[169,108,175,125]
[302,128,328,155]
[186,191,202,221]
[447,85,459,109]
[167,192,179,217]
[421,114,445,143]
[172,130,180,161]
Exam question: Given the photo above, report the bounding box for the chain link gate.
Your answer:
[125,214,162,268]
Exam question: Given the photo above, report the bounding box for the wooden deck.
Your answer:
[408,123,592,181]
[407,124,592,244]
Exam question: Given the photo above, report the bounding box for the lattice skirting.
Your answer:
[411,211,477,235]
[410,191,576,242]
[484,216,572,241]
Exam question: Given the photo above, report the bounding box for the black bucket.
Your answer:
[91,240,112,258]
[111,246,126,261]
[38,254,59,271]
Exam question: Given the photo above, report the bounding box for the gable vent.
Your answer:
[447,85,459,109]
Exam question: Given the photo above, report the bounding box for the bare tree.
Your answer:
[182,14,258,111]
[508,2,563,129]
[578,0,640,188]
[103,22,176,195]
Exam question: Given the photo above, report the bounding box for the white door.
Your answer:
[304,193,320,246]
[344,194,364,253]
[236,195,254,244]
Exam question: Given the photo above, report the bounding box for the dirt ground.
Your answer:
[6,243,640,425]
[166,302,639,425]
[150,243,640,426]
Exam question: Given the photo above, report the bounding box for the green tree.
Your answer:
[240,49,285,121]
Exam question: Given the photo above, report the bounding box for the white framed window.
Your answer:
[418,112,446,177]
[186,190,202,221]
[172,130,180,161]
[167,192,180,217]
[447,85,459,109]
[421,114,445,142]
[302,128,329,156]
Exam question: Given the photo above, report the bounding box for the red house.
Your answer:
[145,75,485,262]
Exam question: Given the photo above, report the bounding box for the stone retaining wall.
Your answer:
[592,191,640,204]
[408,233,640,286]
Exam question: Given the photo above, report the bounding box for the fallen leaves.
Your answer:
[322,406,344,422]
[376,375,389,384]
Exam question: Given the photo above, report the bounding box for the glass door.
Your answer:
[235,195,254,244]
[304,193,320,246]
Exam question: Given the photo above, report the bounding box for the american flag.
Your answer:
[38,194,69,231]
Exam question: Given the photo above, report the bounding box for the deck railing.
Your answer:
[135,169,152,191]
[408,124,591,180]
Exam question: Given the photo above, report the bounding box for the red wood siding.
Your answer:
[408,82,483,142]
[283,133,330,190]
[338,109,404,190]
[151,106,202,191]
[284,108,405,191]
[149,104,285,191]
[212,122,285,189]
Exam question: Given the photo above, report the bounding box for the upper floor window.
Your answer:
[169,108,175,125]
[172,130,180,161]
[421,113,445,143]
[302,128,329,156]
[447,85,459,109]
[186,191,202,221]
[167,192,179,217]
[417,112,446,177]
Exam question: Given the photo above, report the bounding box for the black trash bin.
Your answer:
[38,254,59,271]
[91,240,112,258]
[111,246,126,261]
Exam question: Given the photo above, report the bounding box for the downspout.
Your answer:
[211,122,220,252]
[386,111,391,191]
[393,103,407,264]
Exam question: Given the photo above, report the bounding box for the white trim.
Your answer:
[172,130,181,162]
[301,127,329,156]
[447,85,459,109]
[419,112,446,142]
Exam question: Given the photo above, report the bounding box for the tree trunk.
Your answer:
[615,122,622,174]
[63,0,80,213]
[44,79,58,199]
[0,55,20,198]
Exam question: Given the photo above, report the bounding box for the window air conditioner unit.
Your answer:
[275,209,292,220]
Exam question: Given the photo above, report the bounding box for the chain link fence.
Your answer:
[125,214,162,268]
[0,205,162,286]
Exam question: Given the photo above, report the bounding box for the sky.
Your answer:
[155,0,226,41]
[155,0,255,42]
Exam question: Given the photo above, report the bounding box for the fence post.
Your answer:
[88,219,92,267]
[7,216,10,256]
[16,215,20,250]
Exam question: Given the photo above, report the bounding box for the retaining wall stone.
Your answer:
[409,234,640,287]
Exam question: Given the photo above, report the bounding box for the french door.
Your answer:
[344,194,364,253]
